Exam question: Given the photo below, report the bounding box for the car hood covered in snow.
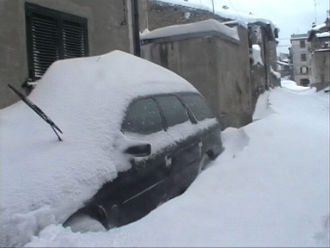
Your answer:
[0,50,197,246]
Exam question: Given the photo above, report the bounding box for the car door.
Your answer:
[118,96,175,224]
[179,93,223,163]
[154,95,201,198]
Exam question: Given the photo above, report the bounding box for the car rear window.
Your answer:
[122,98,163,135]
[155,95,189,128]
[180,94,214,121]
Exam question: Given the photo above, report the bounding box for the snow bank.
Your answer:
[281,79,313,92]
[141,19,239,42]
[251,44,264,65]
[0,51,199,247]
[270,66,281,80]
[26,83,329,247]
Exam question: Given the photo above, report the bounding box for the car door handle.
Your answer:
[165,155,172,168]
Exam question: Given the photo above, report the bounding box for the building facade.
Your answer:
[290,34,312,86]
[307,13,330,90]
[0,0,139,108]
[277,53,292,78]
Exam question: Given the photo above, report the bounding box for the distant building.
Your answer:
[307,11,330,90]
[290,34,312,86]
[277,53,292,78]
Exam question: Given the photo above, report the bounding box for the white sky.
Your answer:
[169,0,329,54]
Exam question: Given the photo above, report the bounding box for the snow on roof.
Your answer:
[290,33,308,40]
[315,48,330,52]
[152,0,277,34]
[0,51,197,246]
[312,23,327,31]
[277,60,290,66]
[141,19,239,42]
[316,31,330,38]
[251,44,264,66]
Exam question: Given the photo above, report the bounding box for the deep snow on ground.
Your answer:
[25,83,329,247]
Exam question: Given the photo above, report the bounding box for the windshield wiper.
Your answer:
[8,84,63,141]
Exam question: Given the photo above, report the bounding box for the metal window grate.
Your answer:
[25,3,88,80]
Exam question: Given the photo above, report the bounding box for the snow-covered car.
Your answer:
[0,51,223,246]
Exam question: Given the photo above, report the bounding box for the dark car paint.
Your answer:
[64,92,223,229]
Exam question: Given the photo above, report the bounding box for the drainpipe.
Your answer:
[132,0,141,57]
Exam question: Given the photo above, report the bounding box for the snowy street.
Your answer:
[26,83,329,247]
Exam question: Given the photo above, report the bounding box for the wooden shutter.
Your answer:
[25,3,88,80]
[63,21,88,59]
[29,14,60,79]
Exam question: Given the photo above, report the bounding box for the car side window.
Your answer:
[155,95,189,128]
[180,94,214,121]
[122,98,163,135]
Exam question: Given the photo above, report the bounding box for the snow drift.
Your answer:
[26,83,329,247]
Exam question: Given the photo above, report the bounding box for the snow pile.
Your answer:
[26,82,329,247]
[281,79,313,92]
[252,91,273,121]
[141,19,239,42]
[251,44,264,65]
[0,51,199,247]
[270,66,281,80]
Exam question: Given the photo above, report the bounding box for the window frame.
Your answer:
[121,93,198,135]
[153,94,191,130]
[25,2,89,80]
[300,40,306,48]
[121,96,166,135]
[177,92,215,122]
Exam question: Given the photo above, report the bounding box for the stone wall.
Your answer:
[141,25,253,129]
[0,0,132,108]
[311,50,330,89]
[248,23,279,110]
[141,0,278,127]
[141,0,227,31]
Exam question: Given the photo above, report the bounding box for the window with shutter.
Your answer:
[25,3,88,80]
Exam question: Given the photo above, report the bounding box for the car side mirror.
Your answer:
[124,143,151,157]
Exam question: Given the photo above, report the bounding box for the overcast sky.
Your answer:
[211,0,329,53]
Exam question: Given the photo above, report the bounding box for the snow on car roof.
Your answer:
[0,50,197,246]
[141,19,240,42]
